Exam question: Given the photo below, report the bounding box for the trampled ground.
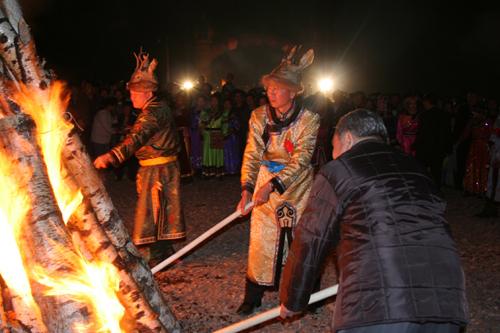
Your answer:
[107,175,500,333]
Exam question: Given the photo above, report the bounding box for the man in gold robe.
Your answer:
[236,46,320,315]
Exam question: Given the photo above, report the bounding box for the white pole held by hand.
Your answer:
[151,202,254,274]
[213,284,338,333]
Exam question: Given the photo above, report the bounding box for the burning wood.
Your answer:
[63,131,180,332]
[0,148,46,333]
[0,114,91,332]
[0,0,181,332]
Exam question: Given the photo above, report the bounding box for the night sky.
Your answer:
[24,0,500,97]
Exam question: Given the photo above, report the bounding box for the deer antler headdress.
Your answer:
[127,49,158,92]
[262,45,314,93]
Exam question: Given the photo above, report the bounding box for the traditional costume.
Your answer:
[200,103,229,177]
[174,106,194,179]
[224,110,242,175]
[109,51,185,258]
[190,106,204,173]
[396,112,419,156]
[238,46,320,313]
[463,114,492,194]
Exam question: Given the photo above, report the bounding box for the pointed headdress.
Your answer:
[262,45,314,93]
[127,49,158,92]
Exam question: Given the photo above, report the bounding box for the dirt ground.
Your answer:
[107,175,500,333]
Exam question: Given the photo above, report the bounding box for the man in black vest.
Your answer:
[279,109,468,333]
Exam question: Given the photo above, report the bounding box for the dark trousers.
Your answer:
[417,155,445,188]
[243,227,321,305]
[242,276,322,305]
[242,278,267,304]
[338,322,461,333]
[136,240,175,262]
[455,140,471,189]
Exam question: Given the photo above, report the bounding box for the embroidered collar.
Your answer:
[267,99,303,133]
[142,96,161,110]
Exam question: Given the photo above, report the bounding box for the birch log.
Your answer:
[67,201,167,333]
[0,280,47,333]
[62,130,181,333]
[0,279,39,333]
[0,114,91,332]
[0,6,48,89]
[0,0,24,35]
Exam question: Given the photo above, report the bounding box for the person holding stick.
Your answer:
[236,45,320,315]
[94,50,185,263]
[280,109,469,333]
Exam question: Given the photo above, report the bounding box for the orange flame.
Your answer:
[0,153,39,312]
[11,82,126,332]
[13,82,83,223]
[34,253,124,333]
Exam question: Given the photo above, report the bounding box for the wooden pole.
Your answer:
[152,203,254,274]
[213,285,338,333]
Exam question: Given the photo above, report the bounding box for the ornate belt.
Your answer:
[139,156,177,166]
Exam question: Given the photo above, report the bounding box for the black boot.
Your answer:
[149,240,175,268]
[237,279,266,315]
[236,300,262,316]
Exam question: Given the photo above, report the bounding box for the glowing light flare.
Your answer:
[181,80,194,91]
[12,82,83,223]
[318,78,334,93]
[34,254,125,333]
[0,153,39,310]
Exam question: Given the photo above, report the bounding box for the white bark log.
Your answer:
[62,130,181,333]
[67,201,167,333]
[0,114,92,333]
[0,7,48,89]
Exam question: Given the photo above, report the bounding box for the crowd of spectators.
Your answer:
[68,75,500,217]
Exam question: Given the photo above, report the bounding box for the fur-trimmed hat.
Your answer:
[127,50,158,92]
[261,45,314,93]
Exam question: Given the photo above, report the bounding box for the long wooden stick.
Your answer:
[213,284,339,333]
[152,203,254,274]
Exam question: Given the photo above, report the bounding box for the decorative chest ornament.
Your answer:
[284,138,294,155]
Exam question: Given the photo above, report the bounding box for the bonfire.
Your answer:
[0,1,180,332]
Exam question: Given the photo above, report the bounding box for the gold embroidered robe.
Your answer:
[241,103,320,285]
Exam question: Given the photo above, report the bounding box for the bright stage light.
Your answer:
[318,78,334,93]
[181,80,194,91]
